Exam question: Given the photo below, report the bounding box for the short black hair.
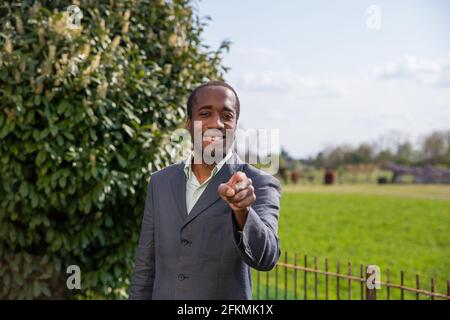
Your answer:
[186,80,240,120]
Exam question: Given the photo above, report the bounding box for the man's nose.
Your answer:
[208,114,225,129]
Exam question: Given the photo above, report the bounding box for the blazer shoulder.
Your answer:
[241,163,281,189]
[150,161,183,182]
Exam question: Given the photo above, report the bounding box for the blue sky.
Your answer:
[196,0,450,158]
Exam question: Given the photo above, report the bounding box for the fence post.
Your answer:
[386,269,390,300]
[314,256,318,300]
[348,262,352,300]
[447,280,450,300]
[415,274,420,300]
[325,257,329,300]
[257,269,260,299]
[360,264,364,300]
[336,260,340,300]
[304,255,307,300]
[284,251,288,300]
[400,271,405,300]
[275,264,278,300]
[365,266,377,300]
[294,253,298,300]
[431,278,435,300]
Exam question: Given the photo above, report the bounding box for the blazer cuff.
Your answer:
[231,208,257,261]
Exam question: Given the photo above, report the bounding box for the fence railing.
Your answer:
[253,252,450,300]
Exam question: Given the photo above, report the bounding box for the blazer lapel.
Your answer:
[181,152,244,229]
[169,162,188,221]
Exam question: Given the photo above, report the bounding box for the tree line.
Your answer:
[304,130,450,169]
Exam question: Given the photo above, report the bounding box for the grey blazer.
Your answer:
[129,152,281,299]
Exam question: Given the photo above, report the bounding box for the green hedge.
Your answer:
[0,0,228,299]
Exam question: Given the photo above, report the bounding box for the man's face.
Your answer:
[187,85,238,161]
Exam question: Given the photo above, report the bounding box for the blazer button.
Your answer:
[177,274,186,281]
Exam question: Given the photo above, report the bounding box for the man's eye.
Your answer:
[200,112,210,117]
[224,113,234,120]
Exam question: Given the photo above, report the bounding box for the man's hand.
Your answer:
[218,171,256,230]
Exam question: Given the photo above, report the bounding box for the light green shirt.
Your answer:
[183,150,233,215]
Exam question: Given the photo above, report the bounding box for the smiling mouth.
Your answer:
[202,135,225,142]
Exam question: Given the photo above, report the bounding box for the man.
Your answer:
[129,81,281,299]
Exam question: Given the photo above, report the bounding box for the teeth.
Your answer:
[203,135,224,142]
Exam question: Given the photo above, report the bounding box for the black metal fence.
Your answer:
[253,252,450,300]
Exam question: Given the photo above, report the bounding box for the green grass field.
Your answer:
[252,184,450,300]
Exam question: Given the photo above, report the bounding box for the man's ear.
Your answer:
[186,118,191,131]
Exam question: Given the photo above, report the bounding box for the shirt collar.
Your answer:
[183,149,233,180]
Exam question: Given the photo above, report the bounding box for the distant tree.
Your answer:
[312,151,324,169]
[394,142,417,165]
[302,130,450,172]
[421,131,449,165]
[354,143,373,164]
[324,146,347,169]
[376,149,393,165]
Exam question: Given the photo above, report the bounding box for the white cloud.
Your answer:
[370,54,450,87]
[235,70,342,99]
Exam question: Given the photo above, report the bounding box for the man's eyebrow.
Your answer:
[197,105,213,111]
[222,105,235,113]
[197,105,236,113]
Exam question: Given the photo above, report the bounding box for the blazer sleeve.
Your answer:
[231,174,282,271]
[129,178,156,299]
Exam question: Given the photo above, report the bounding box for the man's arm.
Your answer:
[129,179,156,299]
[229,174,282,271]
